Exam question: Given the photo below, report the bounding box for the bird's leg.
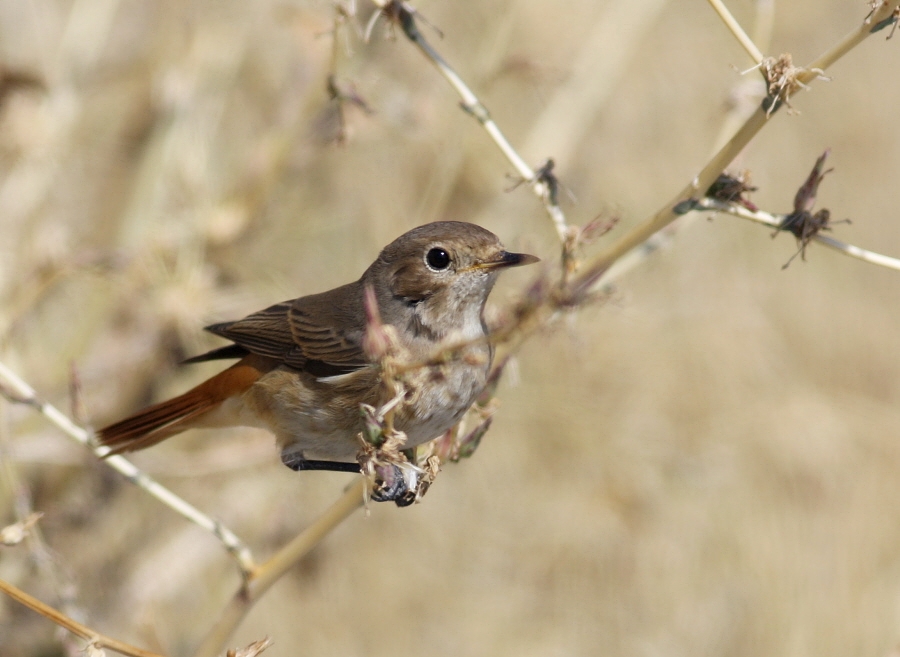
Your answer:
[280,451,360,473]
[280,450,415,505]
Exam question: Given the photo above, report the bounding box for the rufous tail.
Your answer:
[97,356,267,455]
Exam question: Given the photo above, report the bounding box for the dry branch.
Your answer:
[369,0,570,242]
[0,579,165,657]
[191,478,366,657]
[0,361,256,576]
[698,198,900,271]
[707,0,765,64]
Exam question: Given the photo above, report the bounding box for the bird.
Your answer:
[97,221,538,495]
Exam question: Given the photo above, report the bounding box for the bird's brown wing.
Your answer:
[287,281,368,374]
[201,301,298,361]
[190,282,368,376]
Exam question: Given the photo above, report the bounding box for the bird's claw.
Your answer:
[370,463,419,507]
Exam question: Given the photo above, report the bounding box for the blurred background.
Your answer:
[2,0,900,655]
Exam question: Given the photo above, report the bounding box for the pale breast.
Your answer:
[241,340,491,462]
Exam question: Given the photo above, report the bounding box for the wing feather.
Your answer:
[191,281,369,376]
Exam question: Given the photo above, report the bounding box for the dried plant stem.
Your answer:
[592,109,769,286]
[0,578,165,657]
[371,1,569,242]
[707,0,764,63]
[750,0,775,56]
[811,3,898,72]
[699,198,900,271]
[0,361,256,576]
[590,1,900,289]
[580,0,767,286]
[192,478,366,657]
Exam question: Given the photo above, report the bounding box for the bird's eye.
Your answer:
[425,247,451,270]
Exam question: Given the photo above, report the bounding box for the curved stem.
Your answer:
[0,361,256,576]
[192,478,366,657]
[0,579,165,657]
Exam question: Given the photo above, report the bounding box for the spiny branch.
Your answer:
[698,197,900,271]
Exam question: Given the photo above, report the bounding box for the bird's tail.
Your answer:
[97,357,266,455]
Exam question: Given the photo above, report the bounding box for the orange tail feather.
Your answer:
[97,356,269,455]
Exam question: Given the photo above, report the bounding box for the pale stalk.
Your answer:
[0,360,256,576]
[0,578,165,657]
[369,1,568,241]
[192,478,367,657]
[707,0,764,63]
[699,199,900,271]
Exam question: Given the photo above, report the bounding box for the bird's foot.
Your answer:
[280,449,433,506]
[369,462,419,507]
[367,454,441,506]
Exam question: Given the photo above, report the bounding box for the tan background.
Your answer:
[2,1,900,655]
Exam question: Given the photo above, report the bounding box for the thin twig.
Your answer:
[707,0,765,63]
[192,478,366,657]
[698,198,900,270]
[0,415,85,653]
[0,578,166,657]
[370,1,569,242]
[0,360,256,576]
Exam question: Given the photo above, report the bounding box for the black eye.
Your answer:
[425,247,451,270]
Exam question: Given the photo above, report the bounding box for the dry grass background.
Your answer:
[2,0,900,655]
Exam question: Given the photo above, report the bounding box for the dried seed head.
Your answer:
[227,637,274,657]
[0,512,42,546]
[705,172,758,211]
[758,53,829,116]
[361,284,399,362]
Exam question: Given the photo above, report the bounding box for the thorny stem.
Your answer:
[0,361,257,577]
[0,578,165,657]
[192,478,366,657]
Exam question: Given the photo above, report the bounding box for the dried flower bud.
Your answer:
[227,637,273,657]
[793,149,832,214]
[705,172,758,211]
[359,403,385,447]
[83,641,106,657]
[454,416,494,461]
[0,512,42,546]
[361,284,397,362]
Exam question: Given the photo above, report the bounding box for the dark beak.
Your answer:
[480,251,540,270]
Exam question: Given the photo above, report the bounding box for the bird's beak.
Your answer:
[475,251,540,271]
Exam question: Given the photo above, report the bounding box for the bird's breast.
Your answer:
[243,338,492,462]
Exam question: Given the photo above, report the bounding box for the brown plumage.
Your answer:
[97,222,538,468]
